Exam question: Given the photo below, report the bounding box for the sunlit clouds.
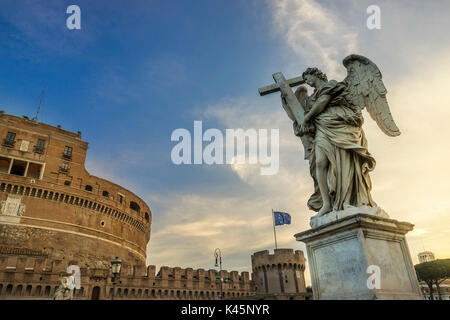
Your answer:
[143,1,450,285]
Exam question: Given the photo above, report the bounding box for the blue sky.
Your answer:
[0,0,282,194]
[2,0,450,282]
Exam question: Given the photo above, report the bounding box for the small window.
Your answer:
[100,221,106,227]
[3,132,16,147]
[145,212,150,222]
[60,163,70,173]
[64,180,71,186]
[6,132,16,142]
[102,190,109,197]
[34,139,46,154]
[85,185,93,192]
[63,146,72,159]
[118,194,123,204]
[130,201,140,213]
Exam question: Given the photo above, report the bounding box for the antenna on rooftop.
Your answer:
[32,88,45,121]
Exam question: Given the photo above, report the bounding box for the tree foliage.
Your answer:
[415,259,450,300]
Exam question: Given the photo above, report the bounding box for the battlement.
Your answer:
[251,248,305,271]
[0,253,251,284]
[0,254,257,300]
[154,266,250,283]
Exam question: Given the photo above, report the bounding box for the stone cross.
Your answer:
[258,72,306,124]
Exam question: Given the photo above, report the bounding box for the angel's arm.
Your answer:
[304,94,331,122]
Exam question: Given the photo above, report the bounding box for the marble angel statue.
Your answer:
[276,54,401,217]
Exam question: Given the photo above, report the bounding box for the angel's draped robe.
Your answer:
[296,80,377,212]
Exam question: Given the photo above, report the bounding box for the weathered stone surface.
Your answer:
[295,214,423,300]
[310,205,389,228]
[259,54,400,217]
[251,249,307,296]
[0,112,152,267]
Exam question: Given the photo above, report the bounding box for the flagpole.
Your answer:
[272,209,278,249]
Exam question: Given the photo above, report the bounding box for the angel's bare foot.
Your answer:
[317,203,332,216]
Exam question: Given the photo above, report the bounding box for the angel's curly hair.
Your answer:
[302,67,328,82]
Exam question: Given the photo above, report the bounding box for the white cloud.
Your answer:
[268,0,359,79]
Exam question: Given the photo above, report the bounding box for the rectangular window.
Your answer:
[0,156,11,173]
[10,159,27,176]
[34,139,45,154]
[3,132,16,147]
[119,194,123,204]
[6,132,16,143]
[26,162,42,179]
[60,162,70,173]
[63,146,72,159]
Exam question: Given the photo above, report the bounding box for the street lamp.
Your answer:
[215,273,229,300]
[110,256,122,300]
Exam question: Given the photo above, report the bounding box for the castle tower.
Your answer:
[251,248,307,297]
[0,112,151,267]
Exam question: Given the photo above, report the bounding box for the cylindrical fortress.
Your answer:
[251,248,307,295]
[0,112,151,267]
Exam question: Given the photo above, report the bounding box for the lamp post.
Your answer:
[215,272,228,300]
[110,256,122,300]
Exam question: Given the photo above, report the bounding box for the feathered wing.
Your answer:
[343,54,401,137]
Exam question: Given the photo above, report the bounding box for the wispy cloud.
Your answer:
[268,0,359,79]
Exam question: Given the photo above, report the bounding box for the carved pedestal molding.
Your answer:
[310,205,389,228]
[295,213,423,300]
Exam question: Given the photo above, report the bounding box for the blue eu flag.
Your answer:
[273,211,291,226]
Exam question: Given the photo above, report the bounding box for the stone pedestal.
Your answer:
[295,213,423,300]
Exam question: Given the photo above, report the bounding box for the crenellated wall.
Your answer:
[0,252,257,300]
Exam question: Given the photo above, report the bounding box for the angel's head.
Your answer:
[302,67,328,87]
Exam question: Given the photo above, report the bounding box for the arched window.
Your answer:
[145,212,150,222]
[16,285,23,296]
[6,284,13,295]
[85,185,93,192]
[130,201,140,213]
[102,190,109,197]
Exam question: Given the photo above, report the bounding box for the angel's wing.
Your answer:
[343,54,400,137]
